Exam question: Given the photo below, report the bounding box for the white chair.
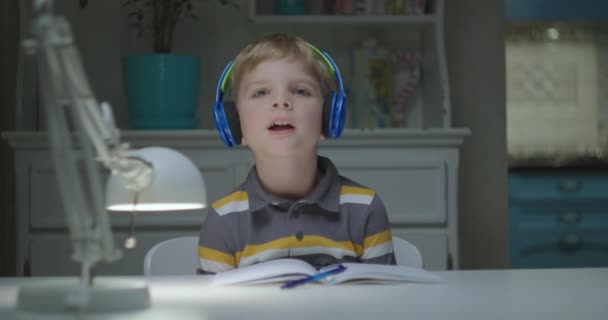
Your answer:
[392,236,423,268]
[144,235,423,276]
[143,236,199,276]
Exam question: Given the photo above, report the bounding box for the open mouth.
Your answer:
[268,121,294,132]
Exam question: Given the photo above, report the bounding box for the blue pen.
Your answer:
[281,264,347,289]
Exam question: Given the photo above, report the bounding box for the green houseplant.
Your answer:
[80,0,236,129]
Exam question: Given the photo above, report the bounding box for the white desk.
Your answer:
[0,268,607,320]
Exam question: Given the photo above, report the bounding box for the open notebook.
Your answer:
[210,258,443,286]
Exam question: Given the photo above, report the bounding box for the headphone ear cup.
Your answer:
[332,94,346,138]
[321,92,333,138]
[222,101,242,146]
[214,101,233,147]
[327,92,339,138]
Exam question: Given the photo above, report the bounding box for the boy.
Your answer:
[198,33,395,274]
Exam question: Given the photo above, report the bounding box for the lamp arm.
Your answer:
[29,1,153,191]
[25,0,152,307]
[59,40,154,191]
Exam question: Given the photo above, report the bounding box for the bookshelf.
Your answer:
[249,0,450,129]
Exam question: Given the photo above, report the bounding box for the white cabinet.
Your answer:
[4,129,467,275]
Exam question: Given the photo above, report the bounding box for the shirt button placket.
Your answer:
[289,202,306,244]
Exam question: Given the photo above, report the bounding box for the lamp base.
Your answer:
[17,277,150,312]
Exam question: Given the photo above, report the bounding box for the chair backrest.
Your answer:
[144,235,423,275]
[143,236,199,276]
[392,236,423,268]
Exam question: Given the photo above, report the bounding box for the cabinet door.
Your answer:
[29,231,200,276]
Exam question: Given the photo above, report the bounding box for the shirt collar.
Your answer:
[244,156,341,213]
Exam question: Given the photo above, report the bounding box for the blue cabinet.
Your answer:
[509,170,608,268]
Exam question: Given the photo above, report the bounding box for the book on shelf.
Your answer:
[210,258,443,286]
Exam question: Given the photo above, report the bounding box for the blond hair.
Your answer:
[229,33,336,98]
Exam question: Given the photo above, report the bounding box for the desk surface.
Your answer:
[1,268,607,320]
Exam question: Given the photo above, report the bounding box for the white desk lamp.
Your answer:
[17,0,206,313]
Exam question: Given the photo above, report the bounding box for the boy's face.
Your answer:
[235,57,324,157]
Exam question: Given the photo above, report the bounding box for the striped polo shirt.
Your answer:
[197,156,395,274]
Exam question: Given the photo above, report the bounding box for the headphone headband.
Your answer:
[308,44,336,74]
[216,61,234,103]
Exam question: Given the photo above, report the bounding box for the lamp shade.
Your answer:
[106,147,206,211]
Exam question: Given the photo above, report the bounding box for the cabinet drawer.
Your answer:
[29,158,235,229]
[509,172,608,202]
[510,232,608,268]
[510,205,608,233]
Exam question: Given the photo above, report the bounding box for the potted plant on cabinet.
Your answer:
[80,0,236,129]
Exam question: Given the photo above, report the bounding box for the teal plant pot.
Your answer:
[123,54,201,129]
[275,0,306,14]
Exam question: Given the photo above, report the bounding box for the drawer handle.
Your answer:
[559,211,580,224]
[558,234,583,252]
[558,180,581,192]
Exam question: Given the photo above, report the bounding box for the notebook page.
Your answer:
[211,259,318,286]
[324,263,443,285]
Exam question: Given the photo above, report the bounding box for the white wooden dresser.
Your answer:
[3,128,468,275]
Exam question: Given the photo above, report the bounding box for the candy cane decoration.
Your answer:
[391,51,421,127]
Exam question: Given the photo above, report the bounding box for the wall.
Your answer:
[446,0,510,269]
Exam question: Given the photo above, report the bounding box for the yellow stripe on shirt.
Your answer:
[340,186,375,205]
[361,229,394,259]
[198,245,236,267]
[235,235,357,264]
[340,186,375,196]
[212,191,249,216]
[212,191,248,209]
[363,229,393,251]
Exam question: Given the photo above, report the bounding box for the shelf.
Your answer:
[249,14,437,25]
[2,128,471,149]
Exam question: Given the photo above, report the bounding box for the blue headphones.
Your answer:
[213,44,347,147]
